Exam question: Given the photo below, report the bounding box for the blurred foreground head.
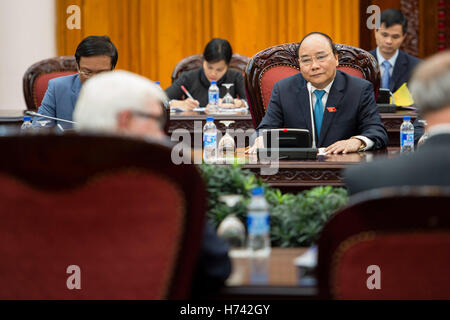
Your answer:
[74,70,168,140]
[409,50,450,124]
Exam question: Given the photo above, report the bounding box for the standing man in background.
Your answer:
[371,9,424,143]
[371,9,421,93]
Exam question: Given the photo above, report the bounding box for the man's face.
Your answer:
[298,34,339,89]
[374,23,405,58]
[78,55,112,84]
[203,60,228,82]
[117,100,166,140]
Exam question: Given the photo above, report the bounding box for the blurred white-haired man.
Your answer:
[74,70,168,140]
[344,50,450,195]
[72,69,231,298]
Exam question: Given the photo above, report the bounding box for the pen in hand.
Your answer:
[180,85,194,100]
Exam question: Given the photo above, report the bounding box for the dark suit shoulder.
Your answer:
[399,49,422,65]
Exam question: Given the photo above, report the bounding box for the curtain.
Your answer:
[57,0,359,89]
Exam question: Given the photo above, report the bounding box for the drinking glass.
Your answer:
[222,83,234,104]
[38,120,50,127]
[218,120,236,160]
[217,194,245,250]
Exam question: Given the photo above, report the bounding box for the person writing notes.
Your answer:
[165,38,247,111]
[247,32,388,154]
[33,36,118,129]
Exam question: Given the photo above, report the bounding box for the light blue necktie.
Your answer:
[314,90,325,138]
[381,60,391,90]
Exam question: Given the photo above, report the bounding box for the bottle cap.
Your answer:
[155,81,160,85]
[251,187,264,196]
[23,116,31,121]
[403,116,411,121]
[206,117,214,122]
[211,80,217,85]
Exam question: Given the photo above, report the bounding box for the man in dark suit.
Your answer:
[370,9,424,143]
[344,50,450,195]
[371,9,421,94]
[248,32,388,154]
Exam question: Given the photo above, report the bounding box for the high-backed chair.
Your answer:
[317,186,450,300]
[245,43,381,128]
[0,133,206,299]
[23,56,78,111]
[171,53,250,83]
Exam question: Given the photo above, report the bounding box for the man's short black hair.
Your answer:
[75,35,118,69]
[380,9,408,34]
[298,32,338,56]
[203,38,233,65]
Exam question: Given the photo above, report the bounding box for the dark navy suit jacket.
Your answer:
[370,49,423,143]
[344,133,450,195]
[257,70,388,149]
[370,49,421,93]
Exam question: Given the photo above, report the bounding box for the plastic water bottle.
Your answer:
[247,187,271,257]
[208,80,219,113]
[203,117,217,163]
[400,116,414,153]
[20,116,33,132]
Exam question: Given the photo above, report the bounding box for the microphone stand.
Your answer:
[24,110,77,124]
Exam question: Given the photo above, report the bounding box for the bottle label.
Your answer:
[400,132,414,146]
[208,91,218,104]
[247,213,270,235]
[203,132,217,147]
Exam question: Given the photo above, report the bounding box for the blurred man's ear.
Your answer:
[117,110,133,130]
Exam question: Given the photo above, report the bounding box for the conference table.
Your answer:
[192,147,400,191]
[169,109,417,147]
[217,247,318,300]
[2,108,417,149]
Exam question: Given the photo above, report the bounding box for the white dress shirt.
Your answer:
[376,47,399,79]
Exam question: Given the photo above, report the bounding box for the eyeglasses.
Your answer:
[132,110,166,128]
[299,52,332,66]
[78,69,110,77]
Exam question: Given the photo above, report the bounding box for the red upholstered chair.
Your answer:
[244,43,381,128]
[317,186,450,300]
[171,53,250,83]
[0,133,206,299]
[23,56,78,111]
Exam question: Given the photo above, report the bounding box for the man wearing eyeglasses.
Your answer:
[73,70,231,298]
[248,32,388,154]
[32,35,118,129]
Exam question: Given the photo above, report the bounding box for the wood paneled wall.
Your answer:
[57,0,360,89]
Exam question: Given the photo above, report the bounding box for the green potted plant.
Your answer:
[199,163,348,247]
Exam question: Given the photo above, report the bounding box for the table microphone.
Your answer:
[24,110,76,124]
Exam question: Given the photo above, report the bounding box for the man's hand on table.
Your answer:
[325,138,364,154]
[245,136,264,154]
